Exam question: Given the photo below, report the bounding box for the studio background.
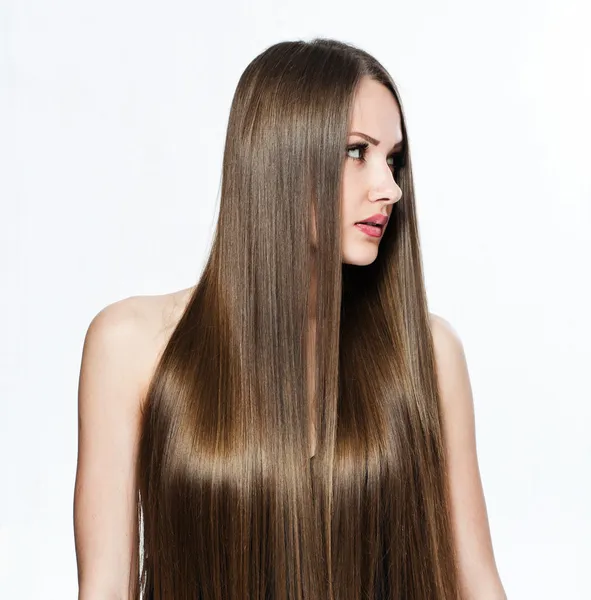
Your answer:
[1,0,590,598]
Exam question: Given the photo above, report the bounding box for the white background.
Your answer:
[2,0,590,598]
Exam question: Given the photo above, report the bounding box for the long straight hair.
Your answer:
[129,38,460,599]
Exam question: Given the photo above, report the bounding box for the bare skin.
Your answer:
[137,285,196,396]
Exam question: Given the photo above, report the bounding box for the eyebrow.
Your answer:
[349,131,405,152]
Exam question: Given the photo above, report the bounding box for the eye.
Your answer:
[346,142,406,179]
[346,143,367,161]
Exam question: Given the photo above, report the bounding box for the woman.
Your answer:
[74,38,506,599]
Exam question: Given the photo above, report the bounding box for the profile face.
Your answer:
[311,76,404,265]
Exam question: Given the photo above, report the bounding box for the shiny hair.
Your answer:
[130,38,460,599]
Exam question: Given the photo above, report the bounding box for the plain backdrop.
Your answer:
[2,0,590,598]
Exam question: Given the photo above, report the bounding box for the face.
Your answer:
[311,76,404,265]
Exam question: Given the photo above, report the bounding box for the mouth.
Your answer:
[354,222,384,238]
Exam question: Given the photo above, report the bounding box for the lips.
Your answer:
[357,221,382,227]
[354,223,384,238]
[354,213,389,228]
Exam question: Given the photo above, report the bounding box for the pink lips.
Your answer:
[355,213,389,227]
[354,213,388,238]
[354,223,383,237]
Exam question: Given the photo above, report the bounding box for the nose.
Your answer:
[367,168,402,207]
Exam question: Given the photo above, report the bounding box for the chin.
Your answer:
[341,245,379,266]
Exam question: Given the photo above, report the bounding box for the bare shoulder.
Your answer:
[429,313,464,358]
[75,286,197,592]
[83,285,196,401]
[83,295,155,405]
[428,312,469,403]
[75,286,194,594]
[427,311,473,435]
[428,312,507,596]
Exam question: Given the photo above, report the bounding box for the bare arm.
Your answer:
[74,298,148,600]
[430,314,507,600]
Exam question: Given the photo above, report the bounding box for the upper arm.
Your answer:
[430,313,506,600]
[74,297,149,599]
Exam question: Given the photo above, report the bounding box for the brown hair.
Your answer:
[129,38,460,599]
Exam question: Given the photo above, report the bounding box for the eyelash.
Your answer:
[346,142,405,176]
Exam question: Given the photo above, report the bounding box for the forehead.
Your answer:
[350,77,403,140]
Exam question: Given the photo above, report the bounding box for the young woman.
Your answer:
[74,38,506,599]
